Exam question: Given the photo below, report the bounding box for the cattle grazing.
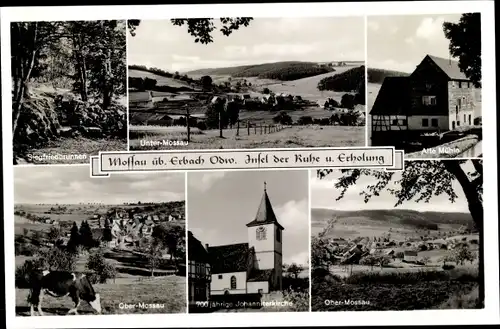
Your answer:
[29,270,101,316]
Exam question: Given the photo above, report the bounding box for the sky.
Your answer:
[14,166,185,204]
[128,17,365,72]
[188,170,309,266]
[367,14,464,73]
[310,161,476,213]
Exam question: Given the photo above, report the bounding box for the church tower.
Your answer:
[246,182,284,291]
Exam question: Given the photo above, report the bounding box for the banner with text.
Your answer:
[90,147,405,177]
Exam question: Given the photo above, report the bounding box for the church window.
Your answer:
[276,228,281,242]
[230,276,237,289]
[256,226,267,240]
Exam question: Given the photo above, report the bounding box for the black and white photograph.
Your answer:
[310,160,483,311]
[367,13,482,159]
[127,17,366,151]
[11,20,128,165]
[187,170,309,313]
[14,166,187,315]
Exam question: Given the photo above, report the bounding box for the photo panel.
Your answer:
[13,166,187,315]
[310,159,483,311]
[187,170,310,313]
[11,20,128,165]
[367,14,482,159]
[127,17,366,151]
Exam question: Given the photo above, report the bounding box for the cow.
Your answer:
[29,270,102,316]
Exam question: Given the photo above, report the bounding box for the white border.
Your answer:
[2,1,498,328]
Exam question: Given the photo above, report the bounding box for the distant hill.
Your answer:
[317,66,365,92]
[311,208,474,231]
[185,61,335,81]
[367,68,410,84]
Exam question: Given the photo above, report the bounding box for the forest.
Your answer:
[11,21,128,164]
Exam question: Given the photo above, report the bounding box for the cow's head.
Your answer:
[89,293,102,314]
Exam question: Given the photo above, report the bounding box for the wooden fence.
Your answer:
[234,120,288,137]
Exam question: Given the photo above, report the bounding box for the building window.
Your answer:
[422,96,437,106]
[464,114,466,123]
[452,121,456,129]
[466,82,470,88]
[458,81,462,88]
[468,115,472,125]
[230,276,237,289]
[391,119,398,125]
[431,119,438,127]
[256,226,267,240]
[457,98,462,108]
[457,121,461,126]
[401,119,408,126]
[276,228,281,242]
[422,118,429,127]
[218,274,223,279]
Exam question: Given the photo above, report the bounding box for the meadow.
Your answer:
[129,124,365,150]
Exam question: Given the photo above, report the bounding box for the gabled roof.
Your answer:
[425,55,469,81]
[246,184,284,230]
[207,243,252,274]
[188,231,210,263]
[370,77,411,115]
[247,269,274,282]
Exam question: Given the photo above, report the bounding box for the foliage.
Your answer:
[367,68,409,84]
[262,87,270,94]
[47,226,62,242]
[272,111,293,125]
[86,248,117,283]
[282,289,310,312]
[151,222,185,261]
[200,75,213,90]
[317,66,365,92]
[67,221,81,252]
[171,18,253,44]
[226,101,240,127]
[205,103,229,129]
[453,245,476,265]
[37,246,78,272]
[443,13,482,87]
[15,259,44,288]
[285,263,305,279]
[103,218,112,242]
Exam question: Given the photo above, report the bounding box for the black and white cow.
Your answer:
[29,270,102,316]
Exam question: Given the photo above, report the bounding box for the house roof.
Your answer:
[207,243,252,274]
[370,77,411,115]
[425,55,469,81]
[188,231,210,263]
[246,184,284,230]
[247,269,274,282]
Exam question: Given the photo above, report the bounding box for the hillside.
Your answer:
[185,61,334,81]
[129,69,192,89]
[311,208,474,231]
[367,68,410,84]
[317,66,365,92]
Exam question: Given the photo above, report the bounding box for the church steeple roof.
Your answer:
[246,182,284,230]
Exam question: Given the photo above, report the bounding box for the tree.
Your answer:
[443,13,481,87]
[151,223,185,263]
[453,244,476,265]
[226,101,240,128]
[79,220,94,248]
[129,18,253,44]
[286,263,304,279]
[200,75,213,90]
[359,255,378,271]
[67,221,81,252]
[146,239,163,277]
[317,160,484,303]
[47,226,62,243]
[103,218,112,242]
[262,87,271,94]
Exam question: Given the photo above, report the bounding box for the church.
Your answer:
[204,182,285,296]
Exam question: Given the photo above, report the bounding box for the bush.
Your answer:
[283,289,310,312]
[197,121,207,130]
[443,264,456,270]
[297,116,313,125]
[37,247,78,272]
[15,242,38,256]
[15,259,44,288]
[273,111,293,125]
[86,248,117,284]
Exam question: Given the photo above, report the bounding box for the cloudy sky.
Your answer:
[311,161,476,213]
[367,14,464,73]
[128,17,365,72]
[14,166,185,204]
[188,170,309,265]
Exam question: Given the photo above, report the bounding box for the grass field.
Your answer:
[16,276,186,316]
[129,125,365,150]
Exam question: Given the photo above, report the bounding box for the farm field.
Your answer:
[129,125,365,150]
